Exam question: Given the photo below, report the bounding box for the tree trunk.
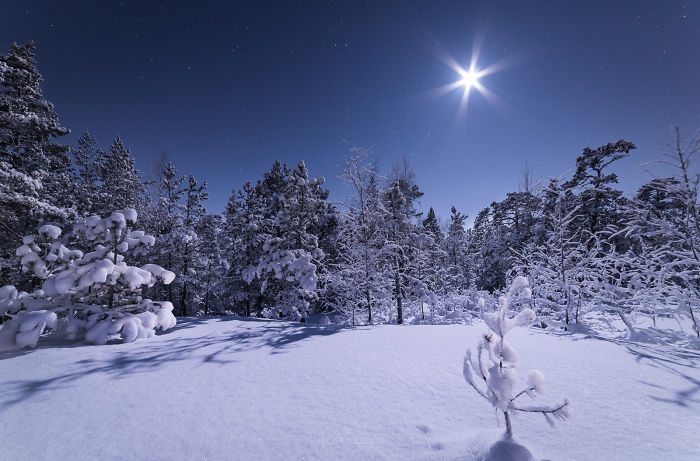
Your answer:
[108,230,119,311]
[395,270,403,325]
[504,410,513,440]
[167,252,173,304]
[576,292,581,324]
[688,302,699,338]
[181,282,187,317]
[180,241,189,316]
[619,311,635,336]
[365,290,372,325]
[204,261,212,316]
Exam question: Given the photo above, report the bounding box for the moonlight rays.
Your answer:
[432,39,509,121]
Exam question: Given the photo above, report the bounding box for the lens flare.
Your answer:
[431,36,512,121]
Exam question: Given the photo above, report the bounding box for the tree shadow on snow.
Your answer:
[0,319,356,409]
[624,344,700,409]
[537,327,700,409]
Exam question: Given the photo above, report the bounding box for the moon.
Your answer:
[432,41,509,119]
[459,68,480,91]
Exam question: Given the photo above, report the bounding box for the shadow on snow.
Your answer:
[552,327,700,409]
[0,317,354,409]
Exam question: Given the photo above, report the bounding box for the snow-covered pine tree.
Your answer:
[492,191,542,256]
[302,172,338,314]
[415,206,448,320]
[250,160,326,321]
[472,206,510,291]
[95,136,148,218]
[71,129,102,216]
[151,161,185,305]
[0,41,75,288]
[408,227,446,322]
[224,181,265,316]
[444,206,470,291]
[179,175,208,315]
[463,276,569,440]
[193,214,228,315]
[422,207,443,243]
[0,209,176,349]
[381,179,421,324]
[564,139,636,238]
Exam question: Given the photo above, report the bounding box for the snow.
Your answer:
[142,264,176,285]
[0,285,17,304]
[11,310,57,348]
[0,319,698,460]
[38,224,61,239]
[526,370,546,394]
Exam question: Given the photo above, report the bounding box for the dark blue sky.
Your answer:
[3,1,698,224]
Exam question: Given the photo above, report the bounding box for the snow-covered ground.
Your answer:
[1,318,698,460]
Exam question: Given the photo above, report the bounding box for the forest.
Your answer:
[1,41,699,348]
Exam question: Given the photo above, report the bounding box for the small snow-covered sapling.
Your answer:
[463,276,569,440]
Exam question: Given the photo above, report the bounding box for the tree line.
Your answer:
[2,42,698,335]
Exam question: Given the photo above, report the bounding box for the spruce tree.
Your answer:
[71,129,101,216]
[152,161,184,305]
[0,41,74,287]
[179,175,208,315]
[95,136,147,215]
[444,206,470,290]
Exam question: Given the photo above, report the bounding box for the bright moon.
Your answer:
[459,69,480,91]
[433,39,509,119]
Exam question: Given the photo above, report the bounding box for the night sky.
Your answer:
[2,1,698,224]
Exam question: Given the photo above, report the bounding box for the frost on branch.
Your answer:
[0,209,177,351]
[463,276,569,440]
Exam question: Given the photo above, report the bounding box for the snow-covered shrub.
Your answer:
[0,209,176,350]
[463,276,569,440]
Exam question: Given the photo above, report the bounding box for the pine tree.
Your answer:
[422,207,443,242]
[565,139,636,236]
[71,130,102,216]
[381,180,421,324]
[95,136,147,215]
[0,209,176,349]
[472,207,510,291]
[410,226,447,322]
[444,206,470,290]
[224,181,265,317]
[247,160,328,321]
[151,161,185,305]
[193,214,228,315]
[179,175,208,315]
[0,41,74,288]
[0,42,70,174]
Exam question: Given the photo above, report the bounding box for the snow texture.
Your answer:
[0,319,697,460]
